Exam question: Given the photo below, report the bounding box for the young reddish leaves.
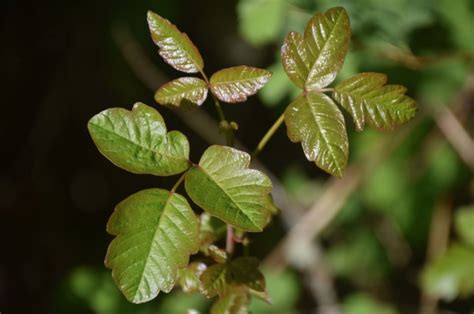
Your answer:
[333,72,417,131]
[209,66,272,103]
[155,77,208,110]
[147,11,204,73]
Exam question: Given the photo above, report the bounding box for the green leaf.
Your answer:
[333,72,417,131]
[177,262,207,293]
[155,77,208,110]
[201,257,265,298]
[281,31,311,89]
[304,7,351,90]
[455,205,474,247]
[210,288,249,314]
[185,145,273,232]
[105,189,199,303]
[284,92,348,177]
[281,7,351,91]
[88,103,191,176]
[147,11,204,73]
[209,66,272,103]
[422,244,474,300]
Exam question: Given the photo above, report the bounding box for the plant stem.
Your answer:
[170,172,186,193]
[226,224,235,254]
[200,69,237,254]
[252,113,285,158]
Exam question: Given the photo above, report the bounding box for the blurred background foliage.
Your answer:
[1,0,473,313]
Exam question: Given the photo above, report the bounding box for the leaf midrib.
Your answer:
[306,9,345,85]
[195,165,262,231]
[305,95,344,175]
[211,73,269,87]
[133,192,175,299]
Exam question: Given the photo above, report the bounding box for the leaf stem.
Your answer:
[170,172,187,193]
[226,224,235,254]
[251,113,285,158]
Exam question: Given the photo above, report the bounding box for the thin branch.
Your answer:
[419,197,452,314]
[264,122,416,268]
[432,105,474,171]
[251,113,285,158]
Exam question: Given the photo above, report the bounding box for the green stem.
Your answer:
[170,172,186,193]
[211,94,227,124]
[252,113,285,158]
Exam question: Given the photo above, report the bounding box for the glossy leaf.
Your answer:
[209,66,272,103]
[185,145,273,232]
[455,205,474,247]
[105,189,200,303]
[177,262,207,293]
[304,7,351,90]
[147,11,204,73]
[280,7,351,89]
[200,257,265,298]
[210,288,249,314]
[281,32,311,89]
[284,92,348,177]
[333,72,417,131]
[155,77,208,110]
[422,244,474,300]
[88,103,190,176]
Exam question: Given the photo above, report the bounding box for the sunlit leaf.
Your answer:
[185,145,273,232]
[201,257,265,298]
[88,103,190,176]
[333,72,417,131]
[455,205,474,247]
[105,189,200,303]
[177,262,207,293]
[281,32,310,89]
[210,288,249,314]
[422,244,474,300]
[304,7,351,90]
[284,92,348,177]
[281,7,351,90]
[155,77,208,110]
[147,11,204,73]
[209,66,272,103]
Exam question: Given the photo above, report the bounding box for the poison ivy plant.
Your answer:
[88,6,416,311]
[280,7,416,176]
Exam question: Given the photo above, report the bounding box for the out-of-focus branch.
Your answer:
[264,122,416,268]
[375,46,474,70]
[419,197,452,314]
[432,105,474,171]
